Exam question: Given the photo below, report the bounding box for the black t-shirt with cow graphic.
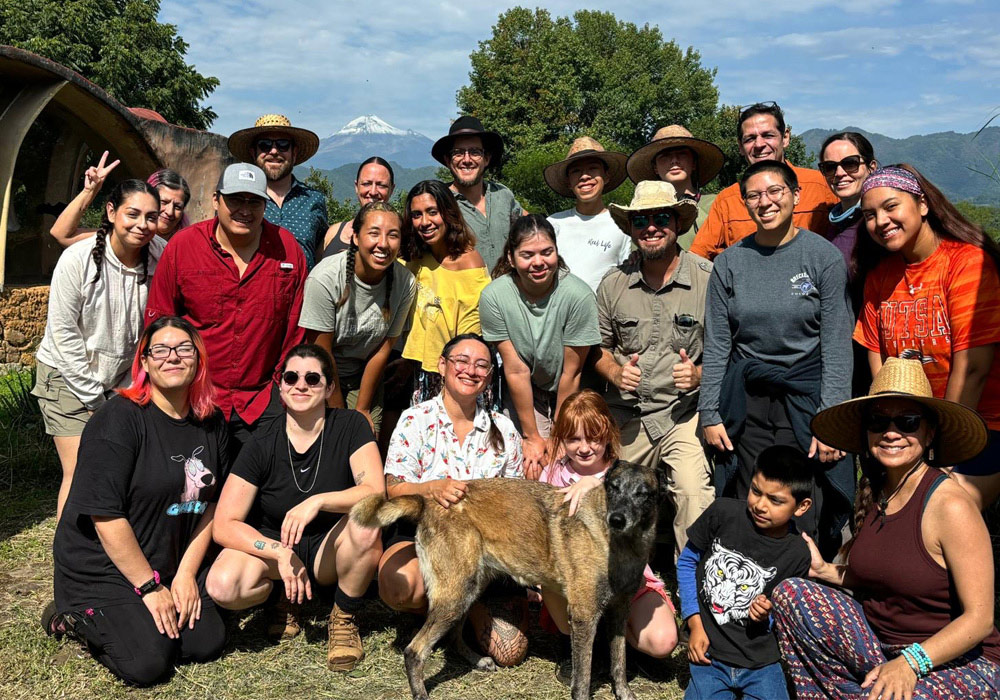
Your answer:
[687,498,810,668]
[54,396,229,611]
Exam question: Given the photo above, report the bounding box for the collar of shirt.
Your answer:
[626,248,694,291]
[431,394,492,434]
[198,217,289,277]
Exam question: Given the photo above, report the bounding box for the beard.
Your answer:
[257,156,293,182]
[640,242,673,260]
[452,166,485,189]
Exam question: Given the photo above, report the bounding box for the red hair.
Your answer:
[118,316,217,420]
[549,390,620,462]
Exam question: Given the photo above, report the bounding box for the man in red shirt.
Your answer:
[690,102,838,261]
[145,163,306,450]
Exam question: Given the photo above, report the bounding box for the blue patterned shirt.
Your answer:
[264,176,328,269]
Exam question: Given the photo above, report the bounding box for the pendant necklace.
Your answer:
[876,460,925,524]
[288,418,324,494]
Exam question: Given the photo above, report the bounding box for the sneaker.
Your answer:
[41,600,73,638]
[327,604,364,671]
[266,594,301,641]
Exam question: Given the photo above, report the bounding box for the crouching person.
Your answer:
[43,317,227,686]
[206,344,384,671]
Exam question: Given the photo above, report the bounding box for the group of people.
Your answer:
[33,101,1000,698]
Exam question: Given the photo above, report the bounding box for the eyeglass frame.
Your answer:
[743,184,797,206]
[449,147,486,160]
[281,370,325,387]
[818,155,868,177]
[145,342,197,360]
[445,355,493,376]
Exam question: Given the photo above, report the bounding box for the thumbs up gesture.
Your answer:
[616,353,642,393]
[672,348,701,392]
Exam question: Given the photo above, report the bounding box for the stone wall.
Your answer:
[0,285,47,369]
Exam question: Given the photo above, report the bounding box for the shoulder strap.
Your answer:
[920,472,949,516]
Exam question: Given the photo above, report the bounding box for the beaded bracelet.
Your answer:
[899,647,922,677]
[902,643,933,677]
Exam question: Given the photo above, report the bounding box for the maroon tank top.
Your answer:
[848,468,1000,663]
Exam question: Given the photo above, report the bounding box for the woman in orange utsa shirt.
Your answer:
[856,164,1000,508]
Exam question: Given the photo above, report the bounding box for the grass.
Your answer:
[0,369,687,699]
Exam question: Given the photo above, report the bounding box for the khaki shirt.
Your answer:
[596,249,713,440]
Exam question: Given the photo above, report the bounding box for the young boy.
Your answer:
[677,445,813,699]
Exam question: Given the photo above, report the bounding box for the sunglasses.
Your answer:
[281,370,324,387]
[256,138,292,152]
[864,412,924,434]
[631,212,674,229]
[818,155,866,177]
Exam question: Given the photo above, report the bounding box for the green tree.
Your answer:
[303,169,359,224]
[0,0,218,129]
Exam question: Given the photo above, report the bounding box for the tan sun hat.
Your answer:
[810,357,987,465]
[626,125,725,187]
[543,137,628,198]
[228,114,320,165]
[608,181,699,236]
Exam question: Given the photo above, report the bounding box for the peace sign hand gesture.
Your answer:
[83,151,121,194]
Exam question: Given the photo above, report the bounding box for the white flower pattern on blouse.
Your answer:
[385,395,523,482]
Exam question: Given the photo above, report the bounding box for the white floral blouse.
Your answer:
[385,395,523,482]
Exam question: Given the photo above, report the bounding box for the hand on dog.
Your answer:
[615,354,642,393]
[277,548,312,604]
[559,475,602,516]
[281,495,321,547]
[686,615,711,665]
[428,478,468,508]
[672,349,701,391]
[522,435,548,480]
[748,594,772,623]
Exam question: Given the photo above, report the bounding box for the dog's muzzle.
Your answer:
[607,512,627,531]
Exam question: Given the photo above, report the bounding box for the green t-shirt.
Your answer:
[479,272,601,392]
[299,252,416,378]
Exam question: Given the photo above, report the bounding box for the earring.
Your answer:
[927,447,935,462]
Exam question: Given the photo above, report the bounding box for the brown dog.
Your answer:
[351,459,660,700]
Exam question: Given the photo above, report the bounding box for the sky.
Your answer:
[160,0,1000,142]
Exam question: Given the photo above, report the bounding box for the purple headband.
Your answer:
[861,166,923,197]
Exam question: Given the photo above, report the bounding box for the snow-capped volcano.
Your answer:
[312,115,437,169]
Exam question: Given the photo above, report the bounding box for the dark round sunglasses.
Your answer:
[281,370,324,387]
[256,138,292,153]
[818,155,866,177]
[631,212,674,229]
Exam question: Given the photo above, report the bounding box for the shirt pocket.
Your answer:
[614,315,645,354]
[670,315,703,357]
[259,270,298,319]
[178,270,224,324]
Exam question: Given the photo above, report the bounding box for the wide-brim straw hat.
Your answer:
[543,137,628,198]
[626,125,725,187]
[811,357,987,465]
[608,181,699,235]
[431,115,504,168]
[228,114,320,165]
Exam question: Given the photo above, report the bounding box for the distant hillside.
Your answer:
[799,127,1000,205]
[294,161,439,201]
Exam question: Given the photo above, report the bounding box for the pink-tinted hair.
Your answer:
[117,316,217,420]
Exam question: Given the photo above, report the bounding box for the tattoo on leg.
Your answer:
[254,540,265,550]
[271,543,280,550]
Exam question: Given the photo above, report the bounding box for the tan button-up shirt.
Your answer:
[596,249,713,441]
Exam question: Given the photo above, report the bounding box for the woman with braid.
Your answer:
[33,180,164,521]
[299,201,416,436]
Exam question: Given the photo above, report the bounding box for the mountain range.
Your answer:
[799,127,1000,205]
[310,115,437,170]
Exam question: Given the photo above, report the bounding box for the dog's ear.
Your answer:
[655,466,670,502]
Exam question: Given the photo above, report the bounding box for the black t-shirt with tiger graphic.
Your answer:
[687,497,810,668]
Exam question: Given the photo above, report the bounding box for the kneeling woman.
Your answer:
[772,358,1000,699]
[207,344,384,671]
[45,317,227,687]
[378,334,526,666]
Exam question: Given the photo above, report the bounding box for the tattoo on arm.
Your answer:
[354,470,366,485]
[253,540,265,551]
[386,475,403,487]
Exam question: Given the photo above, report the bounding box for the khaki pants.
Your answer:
[619,410,713,559]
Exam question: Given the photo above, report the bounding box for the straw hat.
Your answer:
[431,115,504,168]
[810,357,987,465]
[608,181,699,235]
[626,125,725,187]
[228,114,320,165]
[543,137,627,198]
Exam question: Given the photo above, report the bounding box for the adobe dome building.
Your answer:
[0,45,233,367]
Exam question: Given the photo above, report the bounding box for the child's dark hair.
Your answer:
[92,179,159,285]
[753,445,814,503]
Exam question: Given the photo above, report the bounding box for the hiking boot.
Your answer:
[266,594,301,641]
[327,604,364,671]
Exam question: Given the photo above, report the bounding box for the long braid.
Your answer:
[337,238,359,310]
[486,408,504,454]
[382,260,395,321]
[840,454,885,558]
[91,221,111,284]
[139,242,150,285]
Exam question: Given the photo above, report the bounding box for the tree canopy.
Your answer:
[0,0,218,129]
[456,8,809,213]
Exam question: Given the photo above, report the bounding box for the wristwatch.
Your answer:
[134,570,161,597]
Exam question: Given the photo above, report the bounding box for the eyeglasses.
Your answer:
[864,412,924,434]
[146,342,197,360]
[281,371,324,387]
[818,155,867,177]
[631,212,674,229]
[449,147,485,160]
[743,185,791,206]
[446,356,492,375]
[256,138,292,153]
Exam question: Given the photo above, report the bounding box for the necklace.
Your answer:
[287,417,324,494]
[876,460,925,524]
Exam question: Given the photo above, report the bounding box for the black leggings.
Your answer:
[72,598,225,686]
